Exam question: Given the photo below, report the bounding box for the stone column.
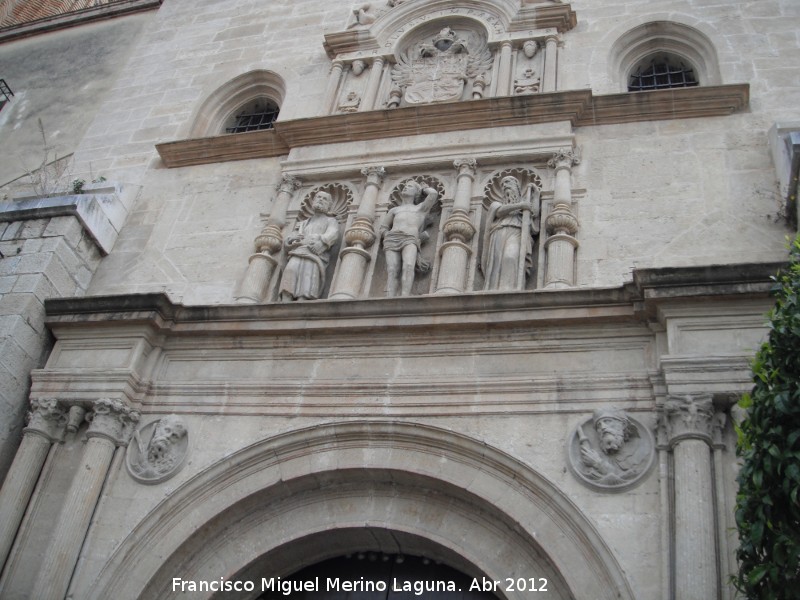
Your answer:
[542,34,558,93]
[235,174,302,303]
[321,59,344,115]
[359,56,385,112]
[663,394,718,600]
[495,41,513,96]
[329,167,386,299]
[435,159,477,294]
[30,399,139,600]
[0,398,66,571]
[544,148,580,288]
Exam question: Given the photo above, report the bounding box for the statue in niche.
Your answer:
[514,68,540,95]
[568,408,654,491]
[481,175,540,291]
[391,26,493,105]
[380,180,439,297]
[127,415,188,483]
[279,191,341,302]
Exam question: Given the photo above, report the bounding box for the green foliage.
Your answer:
[735,235,800,599]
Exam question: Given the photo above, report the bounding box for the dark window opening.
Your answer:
[628,59,698,92]
[225,99,279,134]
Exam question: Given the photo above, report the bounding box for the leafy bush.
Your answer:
[735,235,800,599]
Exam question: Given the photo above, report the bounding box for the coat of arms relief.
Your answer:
[391,26,493,105]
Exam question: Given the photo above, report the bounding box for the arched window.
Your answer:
[610,21,721,93]
[628,52,698,92]
[187,70,286,138]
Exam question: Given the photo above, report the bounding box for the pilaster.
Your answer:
[545,148,580,289]
[435,159,477,294]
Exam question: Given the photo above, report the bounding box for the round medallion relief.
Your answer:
[567,408,655,492]
[126,416,189,484]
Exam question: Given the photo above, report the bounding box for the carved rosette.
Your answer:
[663,394,715,447]
[86,398,140,446]
[25,398,67,442]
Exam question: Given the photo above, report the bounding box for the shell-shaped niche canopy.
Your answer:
[388,175,446,210]
[298,183,354,223]
[483,168,543,209]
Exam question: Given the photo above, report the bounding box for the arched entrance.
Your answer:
[87,422,634,600]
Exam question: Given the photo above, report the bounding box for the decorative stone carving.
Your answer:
[481,169,542,291]
[338,91,361,113]
[86,398,140,446]
[380,178,441,297]
[514,68,540,95]
[349,3,376,28]
[387,0,407,6]
[25,398,67,442]
[66,405,87,434]
[351,59,366,76]
[544,148,580,289]
[279,189,346,302]
[567,408,655,491]
[523,40,539,59]
[126,416,189,484]
[391,26,493,105]
[663,393,715,445]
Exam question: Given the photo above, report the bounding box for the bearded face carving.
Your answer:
[127,416,189,484]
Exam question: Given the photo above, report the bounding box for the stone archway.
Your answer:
[87,422,635,600]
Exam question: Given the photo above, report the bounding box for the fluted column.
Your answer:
[0,398,66,571]
[359,56,385,111]
[329,167,386,299]
[496,41,513,96]
[321,59,344,115]
[30,399,139,600]
[235,174,302,303]
[663,394,718,600]
[542,34,558,93]
[544,148,580,288]
[435,159,477,294]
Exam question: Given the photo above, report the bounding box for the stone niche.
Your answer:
[321,1,567,115]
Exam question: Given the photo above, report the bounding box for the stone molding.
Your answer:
[87,421,635,600]
[155,84,749,168]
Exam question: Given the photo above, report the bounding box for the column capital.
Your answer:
[663,394,715,446]
[548,147,581,171]
[361,166,387,184]
[86,399,140,446]
[453,158,477,177]
[24,398,67,442]
[276,174,302,195]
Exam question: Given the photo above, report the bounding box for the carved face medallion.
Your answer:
[127,416,189,484]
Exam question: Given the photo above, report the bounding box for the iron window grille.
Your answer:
[225,100,279,134]
[628,60,698,92]
[0,79,13,111]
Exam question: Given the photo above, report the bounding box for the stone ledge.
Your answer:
[43,261,778,333]
[155,85,750,169]
[0,193,122,255]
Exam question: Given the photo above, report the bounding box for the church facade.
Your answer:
[0,0,799,598]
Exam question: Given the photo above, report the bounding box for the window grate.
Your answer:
[225,102,279,134]
[628,61,698,92]
[0,79,13,111]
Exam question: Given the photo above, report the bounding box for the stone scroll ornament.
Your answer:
[126,416,188,484]
[567,408,655,492]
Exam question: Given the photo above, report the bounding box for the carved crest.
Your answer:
[391,26,493,105]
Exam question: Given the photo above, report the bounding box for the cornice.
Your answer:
[0,0,161,43]
[155,85,750,169]
[43,261,778,335]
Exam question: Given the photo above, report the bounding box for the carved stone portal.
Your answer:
[127,416,189,484]
[567,408,655,491]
